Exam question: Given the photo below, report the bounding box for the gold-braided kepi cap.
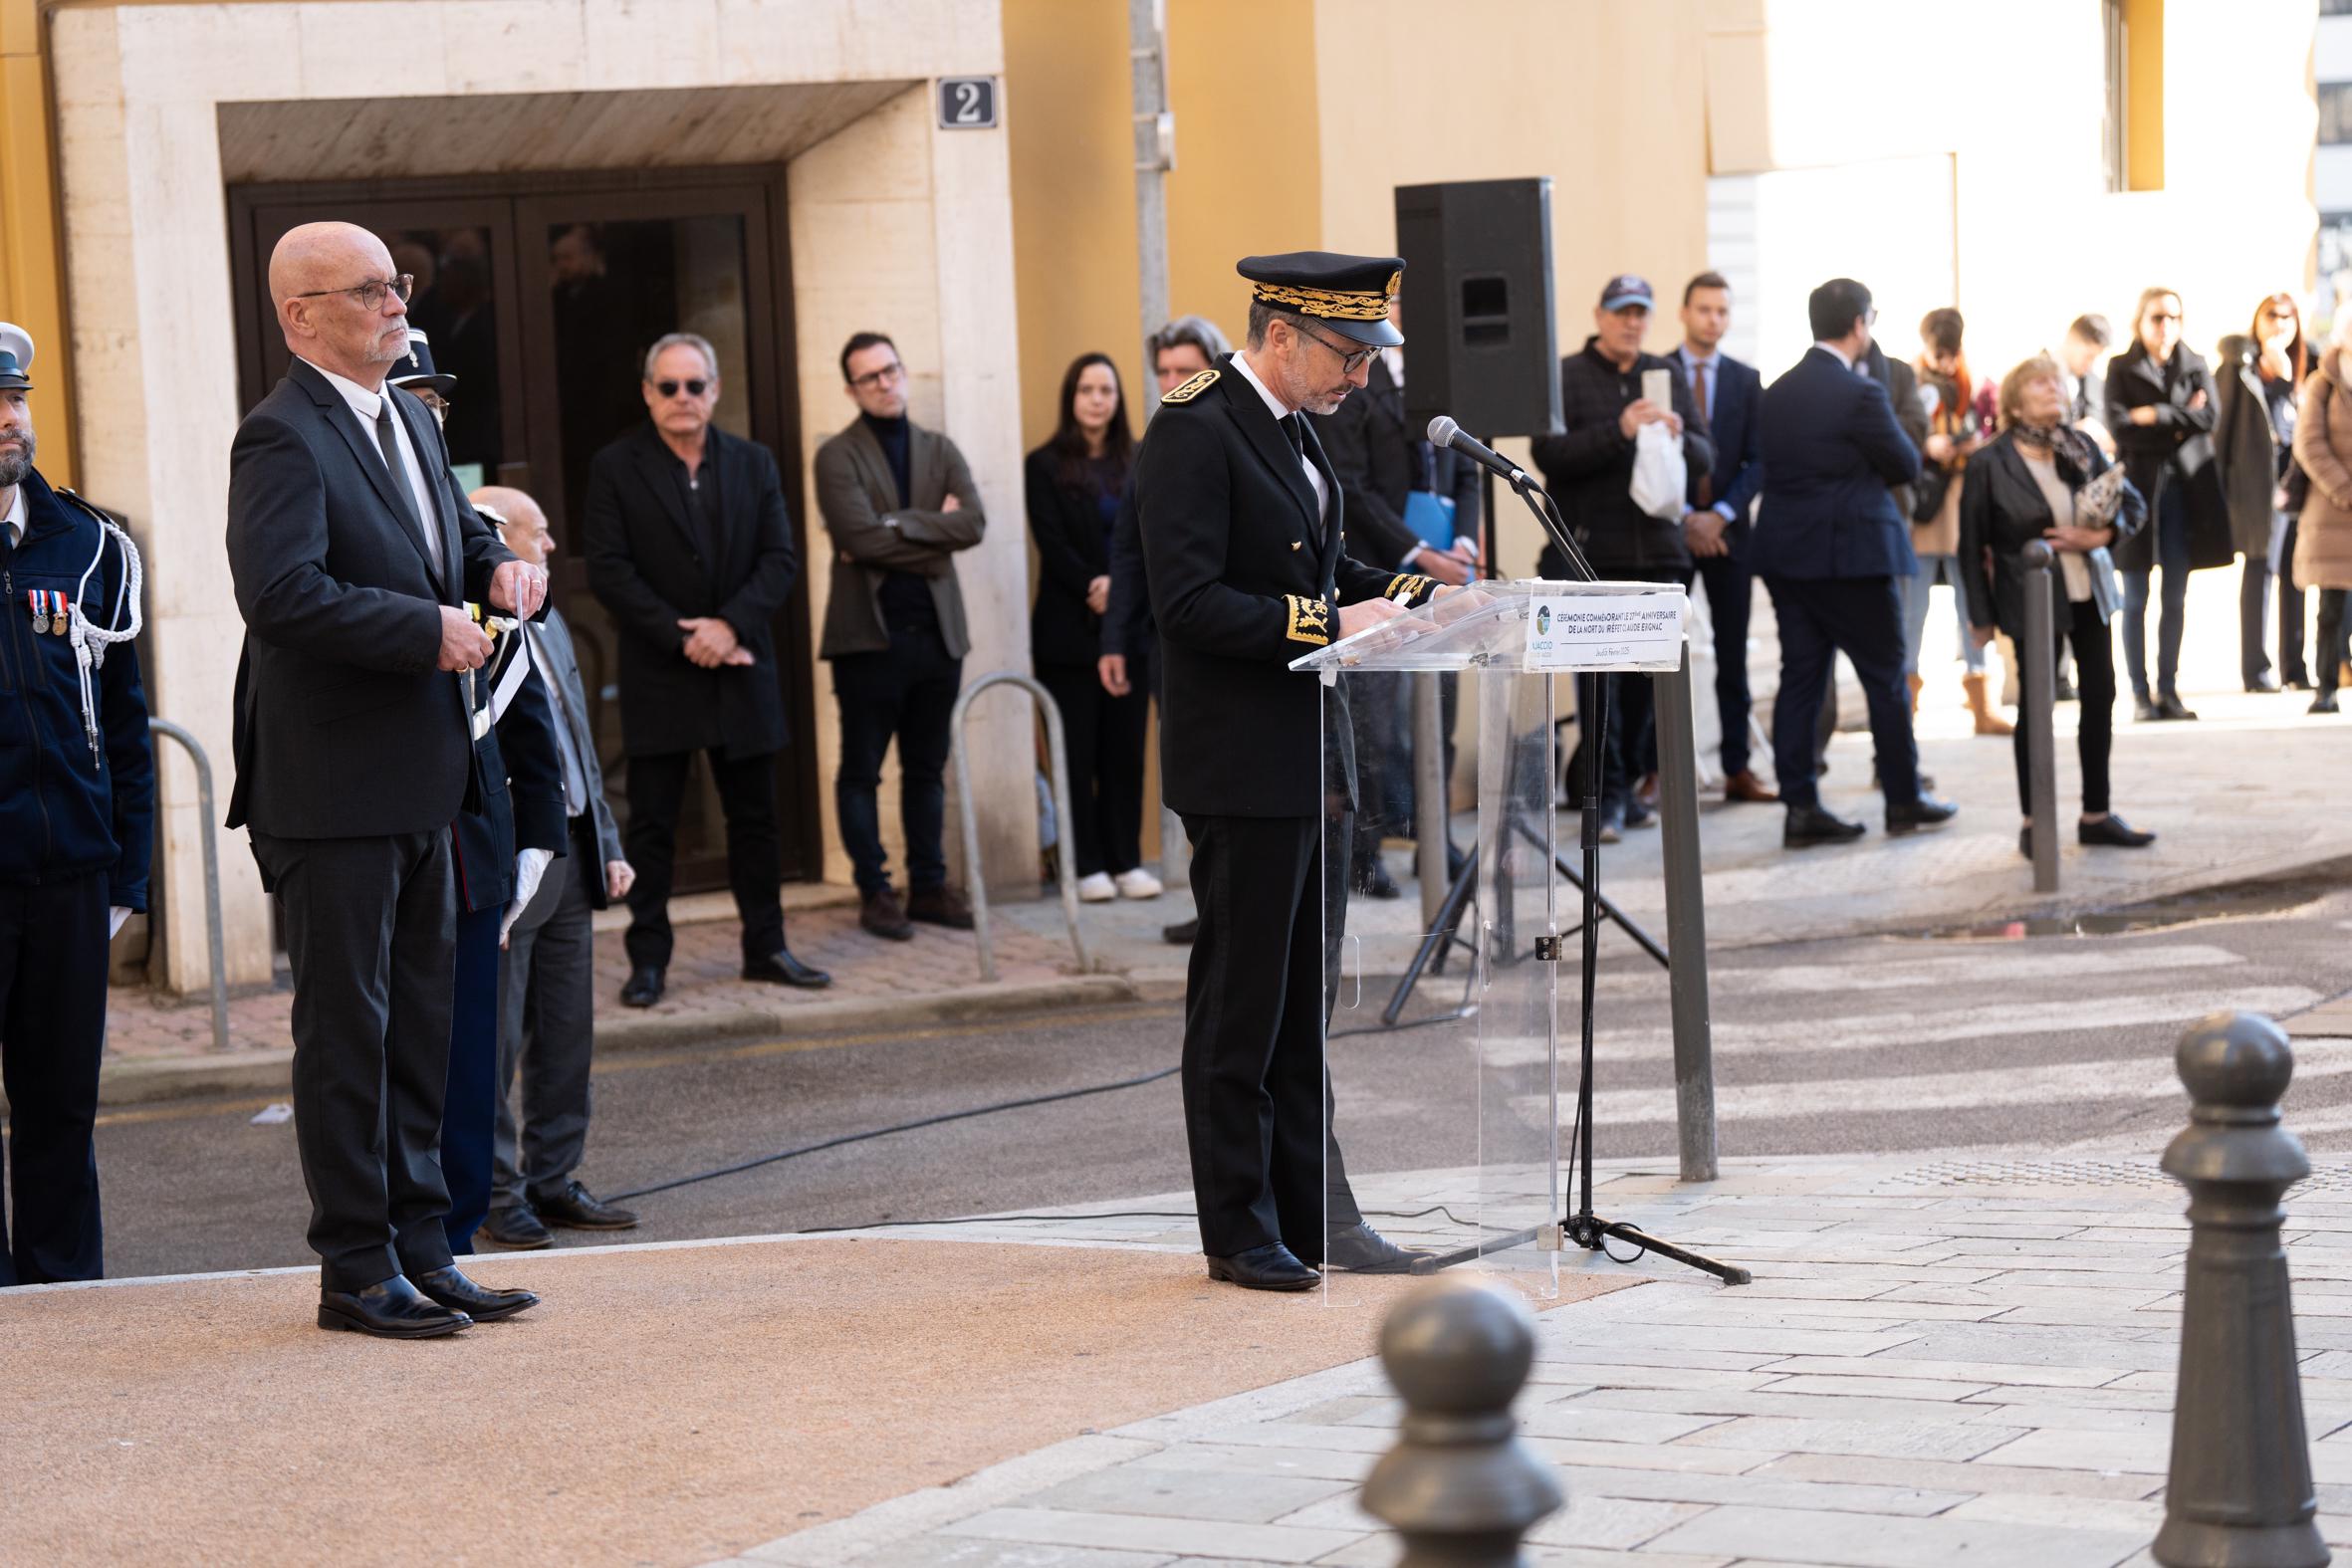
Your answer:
[1238,252,1404,347]
[0,322,32,392]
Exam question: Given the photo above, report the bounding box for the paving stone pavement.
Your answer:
[711,1153,2352,1567]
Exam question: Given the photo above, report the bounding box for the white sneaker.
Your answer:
[1076,871,1117,902]
[1114,867,1164,899]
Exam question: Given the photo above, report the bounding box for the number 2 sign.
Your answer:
[937,77,999,129]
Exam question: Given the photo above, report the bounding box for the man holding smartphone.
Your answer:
[1529,275,1714,840]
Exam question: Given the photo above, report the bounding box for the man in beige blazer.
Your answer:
[814,331,986,939]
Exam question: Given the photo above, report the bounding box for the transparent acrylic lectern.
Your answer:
[1291,579,1694,1299]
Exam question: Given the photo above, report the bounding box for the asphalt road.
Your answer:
[86,882,2352,1282]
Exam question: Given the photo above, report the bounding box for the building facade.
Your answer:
[0,0,2320,995]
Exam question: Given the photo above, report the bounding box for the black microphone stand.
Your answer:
[1504,477,1747,1287]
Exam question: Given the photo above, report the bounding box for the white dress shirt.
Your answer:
[300,356,443,576]
[1230,349,1330,520]
[1812,339,1860,373]
[2,482,23,548]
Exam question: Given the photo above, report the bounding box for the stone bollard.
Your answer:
[2153,1011,2331,1568]
[1362,1277,1563,1566]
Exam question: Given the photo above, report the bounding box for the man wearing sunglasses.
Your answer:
[584,332,819,1009]
[1134,251,1451,1293]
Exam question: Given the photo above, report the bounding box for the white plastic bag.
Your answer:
[1628,422,1688,522]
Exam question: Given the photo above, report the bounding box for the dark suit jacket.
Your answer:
[1957,431,2145,640]
[1677,346,1763,548]
[1134,354,1438,818]
[1863,345,1932,522]
[1310,356,1481,566]
[452,626,567,915]
[813,416,986,659]
[225,358,514,838]
[582,422,799,761]
[1101,481,1153,664]
[2104,340,2234,574]
[529,608,625,908]
[1750,346,1922,581]
[1025,443,1128,667]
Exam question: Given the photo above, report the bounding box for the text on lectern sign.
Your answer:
[1524,587,1688,672]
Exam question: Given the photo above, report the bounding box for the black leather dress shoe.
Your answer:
[1783,803,1866,848]
[744,948,831,989]
[2312,693,2340,715]
[1359,860,1401,899]
[2154,693,2199,721]
[2018,825,2032,861]
[619,966,664,1008]
[2133,695,2160,722]
[2247,673,2283,694]
[2079,814,2157,848]
[1885,794,1959,835]
[1315,1223,1429,1274]
[412,1264,539,1322]
[535,1179,640,1231]
[1204,1241,1320,1292]
[481,1206,553,1249]
[318,1275,471,1338]
[1163,917,1198,945]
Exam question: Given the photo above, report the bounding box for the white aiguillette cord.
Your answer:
[65,511,141,767]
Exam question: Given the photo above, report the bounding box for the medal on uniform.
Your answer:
[49,590,68,635]
[27,589,44,635]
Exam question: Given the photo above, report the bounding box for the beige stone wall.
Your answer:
[48,0,1029,992]
[789,84,1036,893]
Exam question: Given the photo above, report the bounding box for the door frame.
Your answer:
[225,165,823,885]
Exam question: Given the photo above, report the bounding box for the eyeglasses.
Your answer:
[1292,321,1379,375]
[850,361,906,390]
[293,274,413,311]
[654,378,710,399]
[2148,311,2183,324]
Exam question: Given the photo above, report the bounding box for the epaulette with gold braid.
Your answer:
[1160,367,1220,405]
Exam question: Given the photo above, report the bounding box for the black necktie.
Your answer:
[372,400,433,568]
[1282,413,1305,458]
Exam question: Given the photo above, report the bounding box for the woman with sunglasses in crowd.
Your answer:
[2216,292,2312,694]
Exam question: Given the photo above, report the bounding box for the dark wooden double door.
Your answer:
[229,167,821,890]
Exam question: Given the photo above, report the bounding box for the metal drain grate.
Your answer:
[1883,1158,2352,1193]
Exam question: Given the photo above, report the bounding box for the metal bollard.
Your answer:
[1363,1277,1563,1566]
[1413,672,1448,930]
[148,719,229,1053]
[2020,543,2059,893]
[2152,1011,2329,1568]
[949,672,1089,983]
[1650,645,1718,1183]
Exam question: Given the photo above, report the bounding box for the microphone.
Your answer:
[1426,415,1529,486]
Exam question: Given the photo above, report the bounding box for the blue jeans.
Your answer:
[2121,482,2192,702]
[1899,553,1986,676]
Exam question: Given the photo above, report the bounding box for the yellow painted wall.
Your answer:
[0,0,74,487]
[1003,0,1141,452]
[1163,0,1322,350]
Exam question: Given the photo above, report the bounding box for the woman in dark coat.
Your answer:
[1025,352,1158,902]
[1963,355,2155,861]
[2103,287,2234,723]
[2213,294,2311,693]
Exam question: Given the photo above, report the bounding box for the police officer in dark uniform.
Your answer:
[390,333,567,1285]
[1134,255,1446,1291]
[0,322,155,1284]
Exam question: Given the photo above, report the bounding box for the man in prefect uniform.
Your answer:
[1135,253,1448,1292]
[0,323,155,1284]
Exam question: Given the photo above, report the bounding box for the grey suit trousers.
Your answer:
[492,843,597,1209]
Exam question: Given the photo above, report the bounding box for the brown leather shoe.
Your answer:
[1723,769,1778,804]
[1633,772,1660,808]
[906,885,975,930]
[860,887,915,942]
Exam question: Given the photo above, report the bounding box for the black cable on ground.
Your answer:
[604,1063,1181,1203]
